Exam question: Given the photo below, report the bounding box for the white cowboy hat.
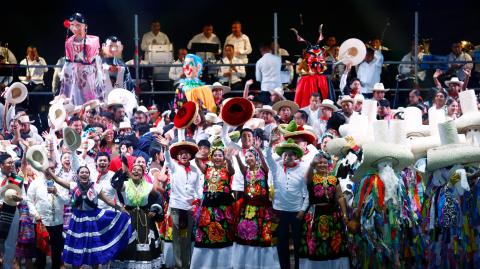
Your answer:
[425,120,480,171]
[205,112,220,124]
[49,95,70,105]
[0,184,22,206]
[107,88,138,118]
[205,125,222,137]
[336,95,354,107]
[268,87,286,100]
[444,77,464,87]
[256,105,277,116]
[243,118,265,130]
[210,82,231,94]
[26,144,49,172]
[272,100,299,114]
[137,106,148,113]
[48,104,67,131]
[149,127,163,135]
[4,82,28,105]
[17,115,34,124]
[0,140,19,161]
[372,82,390,92]
[319,99,339,111]
[338,38,367,66]
[63,127,81,151]
[353,94,365,103]
[119,121,132,130]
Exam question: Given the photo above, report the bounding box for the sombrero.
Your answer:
[426,120,480,171]
[205,112,220,124]
[372,82,390,92]
[0,184,22,206]
[26,144,49,171]
[336,95,354,107]
[221,97,255,126]
[0,141,19,161]
[4,82,28,105]
[272,100,298,114]
[256,105,277,116]
[212,131,240,148]
[169,140,199,160]
[319,99,339,111]
[107,88,138,118]
[243,118,265,130]
[174,101,199,129]
[455,89,480,133]
[63,127,81,151]
[210,82,231,94]
[48,103,67,131]
[404,106,430,137]
[278,121,316,145]
[337,38,367,66]
[268,87,286,100]
[275,138,304,159]
[444,77,464,87]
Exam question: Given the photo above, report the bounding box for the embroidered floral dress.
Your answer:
[194,164,235,247]
[236,168,277,246]
[299,173,348,261]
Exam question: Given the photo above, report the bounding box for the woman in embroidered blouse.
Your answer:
[45,166,131,269]
[299,152,349,269]
[189,147,236,268]
[113,164,164,269]
[232,139,280,269]
[54,152,76,233]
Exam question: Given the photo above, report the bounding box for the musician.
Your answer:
[19,46,48,91]
[397,42,426,87]
[187,24,222,62]
[168,48,188,88]
[101,36,133,95]
[140,21,171,52]
[224,21,252,63]
[0,45,17,90]
[356,47,383,97]
[218,44,246,91]
[447,41,473,81]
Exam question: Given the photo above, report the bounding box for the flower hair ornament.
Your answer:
[290,25,327,74]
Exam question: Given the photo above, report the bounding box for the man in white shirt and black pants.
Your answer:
[256,42,282,105]
[266,137,309,269]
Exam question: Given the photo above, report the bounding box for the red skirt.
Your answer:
[294,74,329,108]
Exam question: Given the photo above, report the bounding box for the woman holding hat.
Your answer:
[189,147,236,268]
[299,152,349,269]
[112,162,164,268]
[232,139,280,269]
[44,165,132,268]
[61,12,104,106]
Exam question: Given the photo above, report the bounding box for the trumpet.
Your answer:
[460,40,474,53]
[419,38,431,55]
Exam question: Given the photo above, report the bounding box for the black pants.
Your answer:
[276,210,301,269]
[35,224,64,269]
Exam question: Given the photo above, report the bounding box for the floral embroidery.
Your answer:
[207,222,225,243]
[245,205,256,219]
[199,207,211,227]
[237,220,258,241]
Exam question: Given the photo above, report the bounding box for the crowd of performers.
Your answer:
[1,11,480,269]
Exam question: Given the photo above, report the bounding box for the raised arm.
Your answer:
[44,168,70,190]
[433,69,443,89]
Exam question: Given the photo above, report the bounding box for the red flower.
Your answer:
[199,207,211,227]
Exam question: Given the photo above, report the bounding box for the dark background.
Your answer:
[0,0,476,64]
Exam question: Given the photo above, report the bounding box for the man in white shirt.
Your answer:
[255,42,282,92]
[168,48,188,88]
[356,48,383,96]
[447,42,473,81]
[224,21,252,63]
[19,46,48,91]
[265,138,309,269]
[301,93,322,127]
[141,21,171,52]
[162,140,202,269]
[398,42,425,81]
[187,24,221,62]
[90,152,117,210]
[218,44,246,91]
[27,170,69,269]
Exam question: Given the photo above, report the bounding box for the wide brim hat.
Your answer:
[119,121,132,130]
[336,95,354,107]
[210,82,231,94]
[372,82,390,92]
[83,99,101,110]
[174,101,199,129]
[445,77,464,87]
[268,87,286,100]
[243,118,265,130]
[426,144,480,171]
[17,115,34,124]
[169,141,199,160]
[0,184,22,206]
[319,99,339,111]
[221,97,255,126]
[325,137,350,157]
[455,89,480,133]
[212,131,240,148]
[205,112,220,124]
[352,142,414,182]
[272,100,299,114]
[26,144,49,172]
[256,105,277,116]
[48,104,67,131]
[338,38,367,66]
[278,121,316,144]
[408,136,441,160]
[5,82,28,105]
[63,127,81,151]
[107,88,138,118]
[275,139,304,158]
[205,125,222,137]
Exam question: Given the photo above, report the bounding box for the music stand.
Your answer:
[190,43,219,61]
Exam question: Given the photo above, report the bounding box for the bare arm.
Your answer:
[335,183,348,223]
[99,190,125,212]
[433,69,443,89]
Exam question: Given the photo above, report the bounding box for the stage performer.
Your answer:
[60,13,104,106]
[291,26,331,108]
[174,54,217,113]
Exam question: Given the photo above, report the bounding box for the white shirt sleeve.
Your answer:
[141,33,149,52]
[26,180,40,219]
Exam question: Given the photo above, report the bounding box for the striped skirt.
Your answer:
[63,208,133,266]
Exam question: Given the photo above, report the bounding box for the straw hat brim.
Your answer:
[426,144,480,171]
[26,145,49,172]
[256,107,277,116]
[210,84,231,94]
[272,100,299,114]
[319,103,339,111]
[275,143,304,158]
[169,141,199,160]
[284,131,317,145]
[352,142,414,182]
[0,184,22,206]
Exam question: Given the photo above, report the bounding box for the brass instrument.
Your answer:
[419,38,431,55]
[460,40,474,53]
